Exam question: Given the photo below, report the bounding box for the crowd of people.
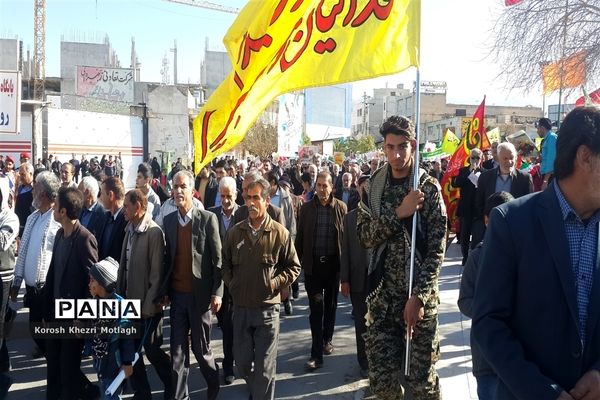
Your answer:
[0,107,598,400]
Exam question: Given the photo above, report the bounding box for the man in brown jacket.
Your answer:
[295,171,347,371]
[117,189,173,399]
[222,177,300,400]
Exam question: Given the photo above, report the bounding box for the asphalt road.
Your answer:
[6,241,475,399]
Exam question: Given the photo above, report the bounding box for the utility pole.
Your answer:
[362,91,374,135]
[33,0,46,100]
[171,39,178,85]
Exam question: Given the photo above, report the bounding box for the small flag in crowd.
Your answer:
[193,0,422,172]
[575,87,600,107]
[440,129,460,156]
[440,97,490,232]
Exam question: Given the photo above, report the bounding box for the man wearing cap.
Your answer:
[537,117,557,190]
[19,152,31,168]
[162,170,222,400]
[88,257,135,398]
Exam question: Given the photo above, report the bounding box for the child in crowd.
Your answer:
[88,257,135,400]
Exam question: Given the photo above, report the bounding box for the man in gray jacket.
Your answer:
[161,170,222,400]
[118,189,173,399]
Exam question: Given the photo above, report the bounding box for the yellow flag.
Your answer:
[194,0,421,171]
[440,129,459,155]
[486,127,500,144]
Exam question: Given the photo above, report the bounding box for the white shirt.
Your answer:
[178,207,193,227]
[23,208,54,286]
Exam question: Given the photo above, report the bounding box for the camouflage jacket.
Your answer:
[357,164,447,309]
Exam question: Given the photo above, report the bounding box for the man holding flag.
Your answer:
[440,97,490,234]
[358,116,447,400]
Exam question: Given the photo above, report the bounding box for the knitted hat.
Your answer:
[90,257,119,293]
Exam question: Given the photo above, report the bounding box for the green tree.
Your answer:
[333,135,376,155]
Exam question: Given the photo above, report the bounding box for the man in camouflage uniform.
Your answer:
[357,115,447,400]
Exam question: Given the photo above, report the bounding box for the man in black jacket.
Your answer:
[452,148,483,265]
[98,177,128,261]
[296,171,347,371]
[472,142,533,245]
[43,187,99,400]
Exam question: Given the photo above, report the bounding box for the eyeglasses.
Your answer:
[470,156,481,160]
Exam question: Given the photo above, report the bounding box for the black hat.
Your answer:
[357,174,370,186]
[278,174,293,190]
[90,257,119,292]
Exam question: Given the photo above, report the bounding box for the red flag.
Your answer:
[505,0,523,5]
[576,87,600,107]
[440,97,490,232]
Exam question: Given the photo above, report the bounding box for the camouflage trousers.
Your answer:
[364,295,441,400]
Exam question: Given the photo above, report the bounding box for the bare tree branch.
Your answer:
[489,0,600,92]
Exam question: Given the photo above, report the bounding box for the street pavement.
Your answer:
[6,241,476,399]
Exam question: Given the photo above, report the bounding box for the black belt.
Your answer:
[26,285,43,295]
[314,255,338,264]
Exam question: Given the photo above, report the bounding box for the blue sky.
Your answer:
[0,0,568,108]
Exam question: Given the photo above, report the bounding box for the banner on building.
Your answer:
[0,70,21,135]
[76,66,134,103]
[440,97,490,232]
[193,0,421,172]
[277,92,304,157]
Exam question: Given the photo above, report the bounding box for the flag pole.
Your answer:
[405,66,422,377]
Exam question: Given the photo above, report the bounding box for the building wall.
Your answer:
[60,41,115,95]
[201,50,231,99]
[0,38,19,70]
[147,85,191,166]
[304,84,352,141]
[46,108,143,188]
